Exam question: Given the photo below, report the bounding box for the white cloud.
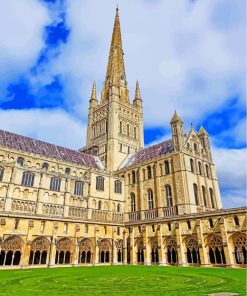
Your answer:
[0,108,86,150]
[39,0,245,125]
[0,0,50,99]
[212,145,246,208]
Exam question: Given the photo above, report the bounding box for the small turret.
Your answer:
[170,111,184,152]
[133,81,142,109]
[198,126,212,161]
[89,81,98,109]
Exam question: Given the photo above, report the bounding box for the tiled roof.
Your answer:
[120,139,174,169]
[0,129,101,169]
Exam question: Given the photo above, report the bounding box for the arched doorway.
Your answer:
[78,238,93,264]
[28,236,50,265]
[207,234,226,265]
[116,239,124,263]
[98,239,112,263]
[0,235,23,266]
[55,238,73,264]
[185,236,200,265]
[166,237,178,265]
[136,238,144,264]
[150,237,159,264]
[231,232,247,265]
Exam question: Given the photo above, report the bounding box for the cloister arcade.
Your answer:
[0,232,246,267]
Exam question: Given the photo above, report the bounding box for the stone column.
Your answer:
[176,222,187,266]
[49,239,57,267]
[196,220,209,266]
[144,226,151,265]
[130,227,136,264]
[123,231,127,264]
[219,218,234,266]
[159,224,165,265]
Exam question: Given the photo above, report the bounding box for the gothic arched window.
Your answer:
[234,215,240,226]
[165,185,173,207]
[198,162,202,175]
[96,176,104,191]
[202,186,207,207]
[74,181,84,196]
[205,164,210,178]
[114,180,122,194]
[50,177,61,191]
[209,188,215,208]
[164,161,170,175]
[147,189,154,209]
[131,193,136,212]
[22,172,35,187]
[132,171,136,184]
[147,166,152,179]
[190,159,194,173]
[0,167,4,182]
[193,183,199,205]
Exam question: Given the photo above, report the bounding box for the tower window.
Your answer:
[187,220,191,230]
[120,143,122,152]
[194,143,197,151]
[128,146,130,154]
[134,127,137,139]
[0,167,4,182]
[233,215,240,226]
[209,188,215,208]
[193,183,199,206]
[74,181,84,196]
[17,157,24,166]
[205,164,210,178]
[168,223,171,231]
[42,162,49,170]
[198,162,202,175]
[132,171,136,184]
[147,189,154,209]
[117,203,121,212]
[50,177,61,191]
[165,185,173,207]
[190,159,194,173]
[98,200,102,210]
[127,124,130,136]
[14,219,19,230]
[114,180,122,194]
[22,172,35,187]
[202,186,207,207]
[65,168,71,175]
[120,121,122,134]
[96,176,104,191]
[105,120,108,133]
[147,166,152,179]
[165,161,170,175]
[131,193,136,212]
[209,218,213,228]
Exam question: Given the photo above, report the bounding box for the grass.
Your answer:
[0,265,246,296]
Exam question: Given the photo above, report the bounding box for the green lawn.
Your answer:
[0,265,245,296]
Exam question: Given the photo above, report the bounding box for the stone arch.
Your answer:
[206,234,226,265]
[29,236,50,265]
[150,237,159,264]
[184,236,200,264]
[116,239,124,263]
[136,238,144,263]
[0,235,23,266]
[55,237,73,265]
[230,232,247,265]
[165,237,178,265]
[78,238,93,264]
[98,239,112,263]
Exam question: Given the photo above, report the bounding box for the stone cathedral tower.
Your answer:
[84,8,144,171]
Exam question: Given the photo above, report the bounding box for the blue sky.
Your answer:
[0,0,246,208]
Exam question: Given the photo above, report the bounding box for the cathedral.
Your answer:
[0,9,246,268]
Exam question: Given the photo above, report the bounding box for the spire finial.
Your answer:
[101,6,129,103]
[170,110,183,124]
[135,80,141,100]
[91,81,97,101]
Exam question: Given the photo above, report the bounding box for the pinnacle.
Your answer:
[170,111,183,124]
[90,81,97,101]
[134,80,141,100]
[198,126,208,135]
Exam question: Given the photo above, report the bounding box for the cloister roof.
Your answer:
[120,139,174,169]
[0,129,102,169]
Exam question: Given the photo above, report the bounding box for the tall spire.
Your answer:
[101,8,129,103]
